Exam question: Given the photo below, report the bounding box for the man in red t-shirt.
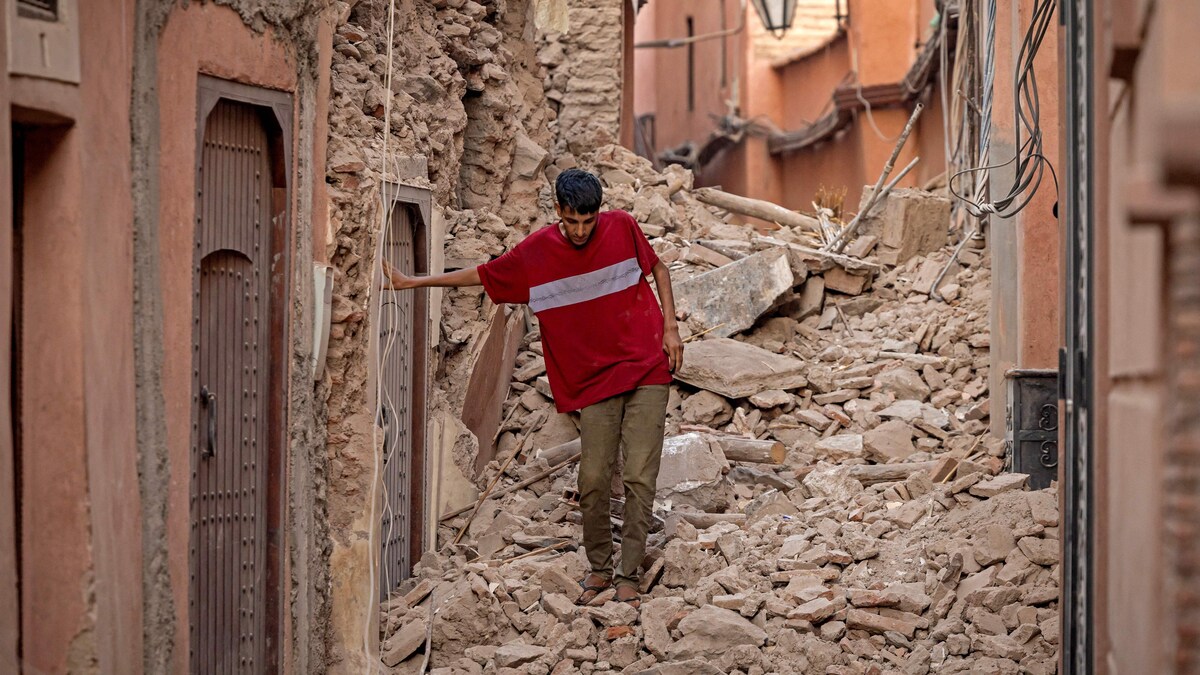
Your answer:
[384,169,683,608]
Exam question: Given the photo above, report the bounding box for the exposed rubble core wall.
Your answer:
[539,0,625,158]
[320,0,586,667]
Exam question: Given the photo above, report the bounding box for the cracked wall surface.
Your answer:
[320,0,627,668]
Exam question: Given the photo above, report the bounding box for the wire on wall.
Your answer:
[365,0,399,664]
[949,0,1059,219]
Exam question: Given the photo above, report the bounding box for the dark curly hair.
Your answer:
[554,169,603,214]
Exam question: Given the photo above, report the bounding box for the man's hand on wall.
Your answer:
[381,259,419,290]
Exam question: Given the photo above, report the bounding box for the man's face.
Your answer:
[556,204,599,248]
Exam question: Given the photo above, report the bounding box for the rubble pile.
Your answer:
[381,145,1059,675]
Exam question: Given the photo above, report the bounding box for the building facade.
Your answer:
[0,0,636,672]
[633,0,948,212]
[1,0,335,672]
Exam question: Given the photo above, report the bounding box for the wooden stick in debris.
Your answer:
[834,305,852,339]
[694,187,823,234]
[451,413,544,545]
[683,322,728,343]
[712,436,787,464]
[828,102,925,253]
[491,402,522,443]
[844,460,941,486]
[875,157,921,206]
[440,451,582,520]
[537,438,581,467]
[837,156,921,236]
[751,236,884,272]
[417,594,434,675]
[814,205,839,246]
[486,540,574,566]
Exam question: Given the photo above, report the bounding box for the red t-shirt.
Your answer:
[477,210,672,412]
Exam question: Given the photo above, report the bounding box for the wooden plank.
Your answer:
[461,306,525,475]
[694,187,822,233]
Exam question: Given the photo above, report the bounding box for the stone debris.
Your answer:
[674,339,809,399]
[380,141,1057,675]
[674,249,794,338]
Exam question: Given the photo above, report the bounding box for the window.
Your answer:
[17,0,57,22]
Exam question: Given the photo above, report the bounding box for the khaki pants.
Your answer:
[578,384,668,589]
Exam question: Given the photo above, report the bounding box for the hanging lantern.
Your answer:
[750,0,799,38]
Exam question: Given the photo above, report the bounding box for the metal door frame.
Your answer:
[376,182,430,595]
[191,75,292,674]
[1060,0,1095,672]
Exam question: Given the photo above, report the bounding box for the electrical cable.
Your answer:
[365,0,398,663]
[846,23,896,142]
[949,0,1059,219]
[634,0,746,49]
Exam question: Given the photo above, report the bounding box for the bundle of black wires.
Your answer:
[950,0,1060,219]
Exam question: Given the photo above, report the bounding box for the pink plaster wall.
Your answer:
[0,4,16,668]
[632,7,658,119]
[77,0,144,670]
[17,123,93,675]
[636,0,744,156]
[0,2,143,671]
[637,0,941,214]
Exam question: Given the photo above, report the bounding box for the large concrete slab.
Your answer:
[675,248,793,338]
[676,338,808,398]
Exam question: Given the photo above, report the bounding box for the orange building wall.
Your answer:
[635,0,944,214]
[635,0,744,155]
[773,0,947,212]
[847,0,918,85]
[77,2,144,669]
[0,1,143,672]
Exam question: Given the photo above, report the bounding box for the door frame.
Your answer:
[1060,0,1095,672]
[376,182,430,586]
[191,75,292,673]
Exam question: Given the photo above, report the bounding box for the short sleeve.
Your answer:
[626,212,660,276]
[478,245,531,305]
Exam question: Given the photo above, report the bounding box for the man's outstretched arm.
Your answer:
[650,261,684,372]
[383,260,481,289]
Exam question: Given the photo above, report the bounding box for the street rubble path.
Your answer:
[380,145,1060,675]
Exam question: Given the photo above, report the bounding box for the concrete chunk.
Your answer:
[667,605,767,660]
[494,642,547,668]
[813,434,865,461]
[864,420,916,463]
[824,267,871,295]
[845,608,921,638]
[656,433,729,491]
[797,276,826,319]
[970,473,1029,498]
[381,613,428,666]
[870,187,951,264]
[675,338,808,398]
[675,248,793,338]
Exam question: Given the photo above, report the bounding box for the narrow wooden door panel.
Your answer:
[191,99,272,674]
[379,206,416,599]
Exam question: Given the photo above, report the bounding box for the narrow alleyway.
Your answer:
[13,0,1156,671]
[377,145,1060,675]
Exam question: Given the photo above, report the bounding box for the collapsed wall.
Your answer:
[378,146,1060,674]
[319,0,626,669]
[538,0,625,157]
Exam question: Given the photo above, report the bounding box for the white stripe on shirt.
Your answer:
[528,258,643,313]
